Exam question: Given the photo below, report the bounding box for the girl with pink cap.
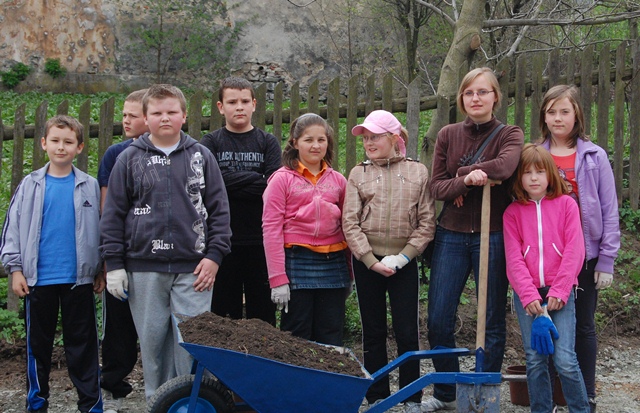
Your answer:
[342,110,436,413]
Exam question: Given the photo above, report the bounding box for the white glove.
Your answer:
[380,254,410,270]
[271,284,290,313]
[107,269,129,301]
[594,271,613,290]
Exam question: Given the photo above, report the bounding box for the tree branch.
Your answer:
[413,0,456,27]
[483,10,640,28]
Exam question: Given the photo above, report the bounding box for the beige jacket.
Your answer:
[342,155,436,268]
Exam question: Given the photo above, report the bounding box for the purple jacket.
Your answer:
[541,139,620,274]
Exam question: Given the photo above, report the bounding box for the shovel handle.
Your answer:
[476,180,501,352]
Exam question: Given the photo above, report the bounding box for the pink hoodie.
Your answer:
[503,195,585,307]
[262,166,347,288]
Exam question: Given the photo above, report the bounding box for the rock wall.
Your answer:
[0,0,365,94]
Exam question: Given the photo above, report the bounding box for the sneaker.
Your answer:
[103,389,123,413]
[404,401,424,413]
[589,398,597,413]
[421,396,456,412]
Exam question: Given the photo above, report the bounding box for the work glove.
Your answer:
[530,305,559,355]
[271,284,290,313]
[380,254,410,270]
[106,269,129,301]
[594,271,613,290]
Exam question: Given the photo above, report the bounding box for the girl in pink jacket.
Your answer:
[503,143,590,413]
[262,113,350,346]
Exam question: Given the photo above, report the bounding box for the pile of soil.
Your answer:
[179,312,365,377]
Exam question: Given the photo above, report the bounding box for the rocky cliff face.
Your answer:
[0,0,351,93]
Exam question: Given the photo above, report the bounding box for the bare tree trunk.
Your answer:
[421,0,485,167]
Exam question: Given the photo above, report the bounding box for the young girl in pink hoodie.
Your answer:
[503,143,590,413]
[262,113,350,346]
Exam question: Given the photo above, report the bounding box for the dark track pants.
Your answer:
[25,283,102,412]
[101,290,138,399]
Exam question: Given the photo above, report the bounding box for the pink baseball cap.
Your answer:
[352,110,406,156]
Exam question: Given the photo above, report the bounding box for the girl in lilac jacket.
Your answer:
[262,113,350,346]
[538,85,620,411]
[504,143,590,413]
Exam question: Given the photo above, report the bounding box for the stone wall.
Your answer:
[0,0,371,96]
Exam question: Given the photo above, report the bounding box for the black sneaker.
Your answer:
[588,398,597,413]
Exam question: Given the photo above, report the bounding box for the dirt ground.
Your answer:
[1,305,639,413]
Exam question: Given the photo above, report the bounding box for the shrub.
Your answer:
[0,62,32,89]
[44,58,67,79]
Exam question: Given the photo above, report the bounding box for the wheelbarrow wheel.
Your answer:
[147,374,235,413]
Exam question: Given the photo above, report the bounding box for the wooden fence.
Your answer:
[1,40,639,308]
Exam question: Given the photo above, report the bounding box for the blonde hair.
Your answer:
[512,143,568,203]
[142,84,187,115]
[457,67,502,116]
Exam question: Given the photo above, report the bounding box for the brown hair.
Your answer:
[218,77,255,102]
[125,88,149,104]
[512,143,568,203]
[142,84,187,115]
[538,84,587,148]
[282,113,334,169]
[457,67,502,115]
[44,115,84,145]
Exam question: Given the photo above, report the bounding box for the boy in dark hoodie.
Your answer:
[100,84,231,400]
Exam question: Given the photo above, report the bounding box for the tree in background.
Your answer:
[123,0,246,85]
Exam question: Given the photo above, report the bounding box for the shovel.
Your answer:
[475,180,501,372]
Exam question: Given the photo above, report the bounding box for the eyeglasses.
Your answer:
[462,89,495,98]
[361,133,389,143]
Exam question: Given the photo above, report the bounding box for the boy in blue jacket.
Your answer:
[1,115,103,413]
[100,84,231,400]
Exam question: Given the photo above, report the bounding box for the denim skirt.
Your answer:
[285,245,350,290]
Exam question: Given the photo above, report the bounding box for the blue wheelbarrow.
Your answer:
[147,315,501,413]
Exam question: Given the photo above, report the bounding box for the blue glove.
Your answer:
[530,305,559,355]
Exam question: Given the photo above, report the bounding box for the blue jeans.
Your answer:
[427,227,508,402]
[514,292,590,413]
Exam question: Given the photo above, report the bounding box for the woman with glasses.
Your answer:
[343,110,436,413]
[423,67,524,411]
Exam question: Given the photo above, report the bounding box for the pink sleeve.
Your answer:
[503,205,541,309]
[548,197,585,302]
[262,172,290,288]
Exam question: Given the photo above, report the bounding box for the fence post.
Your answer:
[210,93,223,132]
[597,44,611,152]
[98,97,115,162]
[566,49,576,86]
[514,55,527,135]
[254,83,266,130]
[495,59,510,123]
[581,44,595,137]
[188,91,203,140]
[308,79,319,114]
[548,48,561,88]
[33,100,48,170]
[290,82,300,123]
[529,54,544,142]
[77,99,91,172]
[630,38,640,210]
[7,104,26,313]
[613,42,627,205]
[327,77,340,171]
[382,73,393,112]
[346,75,359,174]
[406,77,421,160]
[273,82,284,140]
[366,75,375,114]
[57,100,69,115]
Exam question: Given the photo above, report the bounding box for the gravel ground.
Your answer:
[1,336,639,412]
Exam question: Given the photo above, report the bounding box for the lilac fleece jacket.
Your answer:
[503,195,585,308]
[262,166,347,288]
[540,139,620,274]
